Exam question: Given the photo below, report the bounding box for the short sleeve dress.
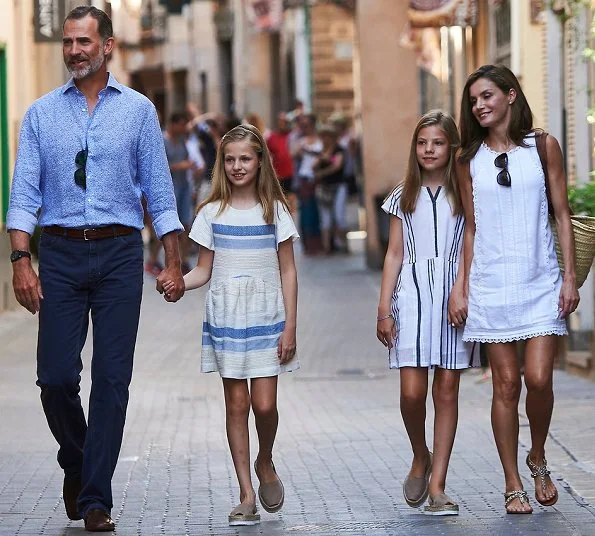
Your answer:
[462,136,567,343]
[382,185,480,369]
[189,201,300,379]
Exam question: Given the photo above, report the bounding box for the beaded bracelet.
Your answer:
[377,313,394,322]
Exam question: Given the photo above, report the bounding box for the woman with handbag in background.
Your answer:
[452,65,579,514]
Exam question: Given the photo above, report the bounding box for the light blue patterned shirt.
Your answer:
[7,74,183,239]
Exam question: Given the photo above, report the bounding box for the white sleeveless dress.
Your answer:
[462,136,567,343]
[189,201,300,378]
[382,185,480,369]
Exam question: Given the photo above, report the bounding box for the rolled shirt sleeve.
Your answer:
[137,105,183,239]
[6,108,43,235]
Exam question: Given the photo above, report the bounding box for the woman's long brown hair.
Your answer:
[459,64,534,162]
[398,110,462,215]
[196,124,289,224]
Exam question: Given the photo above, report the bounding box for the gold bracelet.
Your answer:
[377,313,394,322]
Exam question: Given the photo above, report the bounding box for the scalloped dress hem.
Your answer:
[462,327,567,344]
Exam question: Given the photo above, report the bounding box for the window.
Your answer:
[490,0,511,66]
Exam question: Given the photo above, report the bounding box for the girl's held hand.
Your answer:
[277,327,296,364]
[558,278,579,319]
[447,283,468,327]
[162,280,176,300]
[376,317,397,349]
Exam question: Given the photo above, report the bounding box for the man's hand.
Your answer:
[156,264,185,302]
[12,260,43,314]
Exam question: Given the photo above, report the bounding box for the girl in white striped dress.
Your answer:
[377,111,480,516]
[163,124,299,527]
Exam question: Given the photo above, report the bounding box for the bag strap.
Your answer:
[535,132,555,217]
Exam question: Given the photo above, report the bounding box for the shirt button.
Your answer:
[88,198,92,203]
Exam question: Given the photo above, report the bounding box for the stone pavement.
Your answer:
[0,251,594,535]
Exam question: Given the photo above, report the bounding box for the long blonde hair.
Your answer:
[196,124,289,224]
[399,109,462,215]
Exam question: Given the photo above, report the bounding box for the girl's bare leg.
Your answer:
[429,368,460,496]
[223,378,256,504]
[400,368,431,475]
[488,343,532,513]
[524,335,558,504]
[251,376,280,482]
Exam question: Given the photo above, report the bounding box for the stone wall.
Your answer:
[310,4,355,121]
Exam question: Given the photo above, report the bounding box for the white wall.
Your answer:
[292,7,311,111]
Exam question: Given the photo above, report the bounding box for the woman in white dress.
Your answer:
[453,65,579,514]
[377,111,480,516]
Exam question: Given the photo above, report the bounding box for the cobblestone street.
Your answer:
[1,251,594,535]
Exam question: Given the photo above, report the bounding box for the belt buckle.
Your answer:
[83,229,91,241]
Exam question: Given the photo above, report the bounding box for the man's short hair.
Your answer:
[169,112,188,125]
[64,6,113,41]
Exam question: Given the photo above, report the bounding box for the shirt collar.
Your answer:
[61,72,123,95]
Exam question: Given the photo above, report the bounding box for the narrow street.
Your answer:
[0,251,594,535]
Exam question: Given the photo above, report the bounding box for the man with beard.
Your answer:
[6,6,184,532]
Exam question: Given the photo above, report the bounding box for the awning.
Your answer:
[408,0,478,27]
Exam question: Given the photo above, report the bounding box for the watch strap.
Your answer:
[10,250,32,263]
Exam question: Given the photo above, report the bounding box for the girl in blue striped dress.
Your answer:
[163,124,299,527]
[376,111,480,516]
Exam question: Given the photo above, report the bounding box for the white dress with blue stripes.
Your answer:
[382,185,480,370]
[189,201,300,379]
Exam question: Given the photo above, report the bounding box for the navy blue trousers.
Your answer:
[37,230,143,516]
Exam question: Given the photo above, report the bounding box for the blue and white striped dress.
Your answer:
[382,184,480,370]
[189,201,300,379]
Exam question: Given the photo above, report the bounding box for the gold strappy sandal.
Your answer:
[526,454,558,506]
[504,490,532,514]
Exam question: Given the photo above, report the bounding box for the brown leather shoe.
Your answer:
[63,474,82,521]
[84,509,115,532]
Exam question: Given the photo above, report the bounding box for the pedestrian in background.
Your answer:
[6,6,184,532]
[292,113,323,254]
[163,124,299,527]
[164,111,195,273]
[377,110,480,516]
[244,112,269,139]
[312,124,346,254]
[454,64,579,514]
[330,112,359,198]
[188,109,219,203]
[267,112,296,213]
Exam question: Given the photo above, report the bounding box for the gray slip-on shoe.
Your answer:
[403,452,432,508]
[255,460,285,513]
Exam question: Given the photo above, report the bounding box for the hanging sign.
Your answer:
[245,0,284,32]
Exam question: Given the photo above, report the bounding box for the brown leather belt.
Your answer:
[43,225,135,240]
